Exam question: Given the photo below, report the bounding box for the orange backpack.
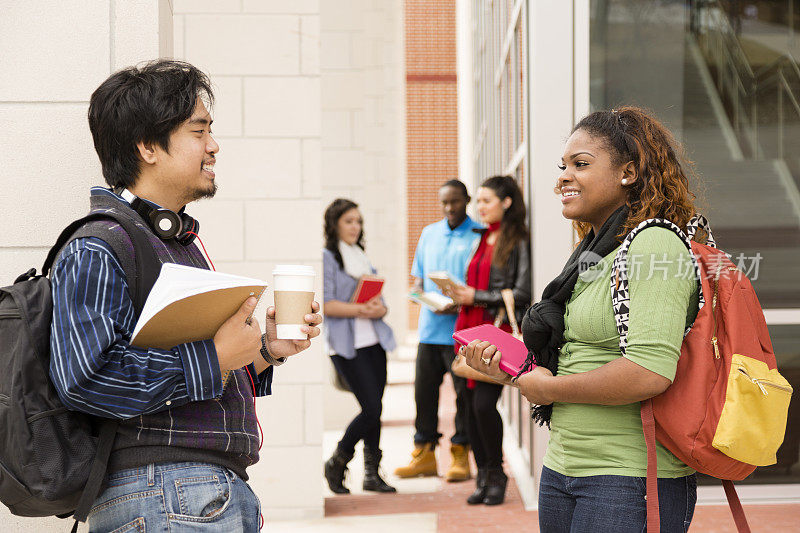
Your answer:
[611,216,792,533]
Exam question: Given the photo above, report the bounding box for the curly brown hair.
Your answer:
[571,106,702,242]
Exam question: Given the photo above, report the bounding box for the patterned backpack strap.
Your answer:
[610,217,705,356]
[685,213,717,248]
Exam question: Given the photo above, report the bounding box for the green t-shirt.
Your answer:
[543,227,700,478]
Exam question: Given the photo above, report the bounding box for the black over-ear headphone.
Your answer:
[120,190,199,246]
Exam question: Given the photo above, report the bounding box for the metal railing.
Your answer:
[754,53,800,160]
[692,0,800,161]
[694,1,754,135]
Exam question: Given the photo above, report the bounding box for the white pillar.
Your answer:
[456,0,475,193]
[512,0,587,509]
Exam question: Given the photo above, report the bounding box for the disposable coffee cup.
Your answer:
[273,265,315,340]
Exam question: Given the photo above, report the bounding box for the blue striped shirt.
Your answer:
[50,234,272,420]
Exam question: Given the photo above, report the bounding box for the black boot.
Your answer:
[483,468,508,505]
[466,468,488,504]
[363,447,397,493]
[324,447,353,494]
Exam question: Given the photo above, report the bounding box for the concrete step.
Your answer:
[387,358,415,386]
[382,383,416,423]
[393,343,417,362]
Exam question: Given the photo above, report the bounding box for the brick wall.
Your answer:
[405,0,458,328]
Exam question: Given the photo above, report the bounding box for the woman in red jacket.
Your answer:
[449,175,531,506]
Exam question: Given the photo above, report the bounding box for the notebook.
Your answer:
[130,263,267,350]
[427,271,466,294]
[407,291,454,312]
[452,324,534,377]
[350,275,385,303]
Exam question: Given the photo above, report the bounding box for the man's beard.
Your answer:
[187,181,218,203]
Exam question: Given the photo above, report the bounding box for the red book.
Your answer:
[350,276,385,303]
[453,324,534,377]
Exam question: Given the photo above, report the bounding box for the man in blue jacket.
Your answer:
[395,180,481,481]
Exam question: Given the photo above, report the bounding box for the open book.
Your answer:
[408,291,454,312]
[130,263,267,350]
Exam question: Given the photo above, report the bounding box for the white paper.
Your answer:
[130,263,267,342]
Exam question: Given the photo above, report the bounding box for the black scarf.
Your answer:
[520,205,629,426]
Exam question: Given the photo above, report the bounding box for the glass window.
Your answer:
[472,0,532,469]
[590,0,800,485]
[473,0,528,190]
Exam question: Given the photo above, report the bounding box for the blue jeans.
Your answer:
[88,462,261,532]
[538,466,696,533]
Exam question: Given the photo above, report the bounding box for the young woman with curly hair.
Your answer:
[449,175,531,506]
[462,107,701,532]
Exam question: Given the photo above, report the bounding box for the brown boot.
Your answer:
[445,443,471,482]
[393,443,438,478]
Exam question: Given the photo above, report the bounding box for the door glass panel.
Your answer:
[591,0,800,484]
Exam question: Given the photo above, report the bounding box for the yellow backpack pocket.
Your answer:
[712,353,793,466]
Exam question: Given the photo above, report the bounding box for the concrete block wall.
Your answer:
[0,0,171,280]
[0,2,172,531]
[319,0,407,431]
[173,0,325,522]
[320,0,406,341]
[1,0,406,527]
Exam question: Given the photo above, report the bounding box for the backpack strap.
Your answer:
[71,418,118,524]
[43,211,161,524]
[610,217,705,356]
[641,400,661,533]
[685,213,717,248]
[610,216,706,533]
[722,480,752,533]
[639,402,753,533]
[42,211,160,314]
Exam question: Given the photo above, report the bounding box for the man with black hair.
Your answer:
[49,60,321,531]
[395,180,481,482]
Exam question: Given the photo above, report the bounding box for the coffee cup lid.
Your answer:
[273,264,315,276]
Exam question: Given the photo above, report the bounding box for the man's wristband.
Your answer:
[260,333,286,366]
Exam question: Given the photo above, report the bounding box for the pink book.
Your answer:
[453,324,534,377]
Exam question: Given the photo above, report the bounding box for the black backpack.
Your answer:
[0,210,159,529]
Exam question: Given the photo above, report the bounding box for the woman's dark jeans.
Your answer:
[331,344,387,453]
[538,466,697,533]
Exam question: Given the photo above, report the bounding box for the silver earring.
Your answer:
[621,179,629,185]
